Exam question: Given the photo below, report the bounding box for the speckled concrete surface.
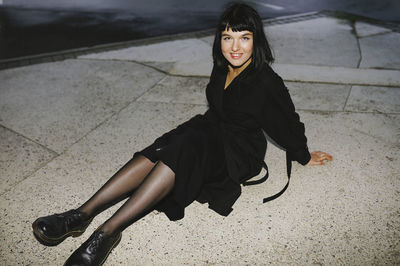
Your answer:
[0,13,399,266]
[265,17,360,67]
[0,59,165,153]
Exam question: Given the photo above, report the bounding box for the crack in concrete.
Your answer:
[343,21,363,111]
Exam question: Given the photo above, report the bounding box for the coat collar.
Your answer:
[208,63,259,120]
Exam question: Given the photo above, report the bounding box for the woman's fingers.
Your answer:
[315,151,333,161]
[307,151,333,166]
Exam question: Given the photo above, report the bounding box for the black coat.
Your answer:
[204,63,311,185]
[141,62,311,220]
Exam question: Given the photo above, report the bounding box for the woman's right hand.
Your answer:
[306,151,333,166]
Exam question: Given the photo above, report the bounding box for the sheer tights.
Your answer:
[77,155,175,237]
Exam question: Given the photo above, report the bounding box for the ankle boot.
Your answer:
[32,209,93,246]
[64,230,122,266]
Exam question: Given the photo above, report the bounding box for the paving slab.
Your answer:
[359,32,400,70]
[0,126,56,195]
[345,85,400,113]
[0,59,165,153]
[355,21,392,38]
[265,17,360,67]
[286,82,351,111]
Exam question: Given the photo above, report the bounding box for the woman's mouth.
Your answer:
[230,53,242,59]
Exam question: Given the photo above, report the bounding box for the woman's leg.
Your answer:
[32,155,155,246]
[77,155,155,219]
[64,161,175,265]
[98,160,175,236]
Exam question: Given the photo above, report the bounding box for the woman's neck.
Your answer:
[224,59,252,89]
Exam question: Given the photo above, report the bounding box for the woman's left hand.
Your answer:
[306,151,333,166]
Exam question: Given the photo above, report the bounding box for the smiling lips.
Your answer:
[230,53,242,59]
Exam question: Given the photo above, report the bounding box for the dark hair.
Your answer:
[212,2,274,70]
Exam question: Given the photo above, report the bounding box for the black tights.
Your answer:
[77,155,175,237]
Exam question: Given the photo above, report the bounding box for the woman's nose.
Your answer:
[232,39,240,51]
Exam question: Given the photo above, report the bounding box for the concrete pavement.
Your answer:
[0,12,399,265]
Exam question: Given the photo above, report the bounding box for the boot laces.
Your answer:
[58,210,80,229]
[87,231,103,253]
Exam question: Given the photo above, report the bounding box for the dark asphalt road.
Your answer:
[1,0,399,59]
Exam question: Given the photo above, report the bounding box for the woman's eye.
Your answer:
[242,37,250,41]
[223,36,231,40]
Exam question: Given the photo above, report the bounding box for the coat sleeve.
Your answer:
[256,72,311,165]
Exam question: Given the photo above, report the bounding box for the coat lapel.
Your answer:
[208,67,227,120]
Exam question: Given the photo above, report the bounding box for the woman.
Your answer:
[32,3,332,265]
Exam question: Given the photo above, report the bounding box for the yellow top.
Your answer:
[224,59,252,90]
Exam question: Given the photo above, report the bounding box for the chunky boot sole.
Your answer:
[32,218,93,246]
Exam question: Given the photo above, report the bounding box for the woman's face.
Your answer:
[221,28,253,67]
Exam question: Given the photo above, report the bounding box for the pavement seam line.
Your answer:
[78,57,207,79]
[352,22,363,68]
[343,85,354,112]
[51,73,168,161]
[343,21,362,111]
[76,58,172,77]
[358,31,394,39]
[0,155,58,197]
[136,99,208,106]
[0,124,60,197]
[0,123,59,156]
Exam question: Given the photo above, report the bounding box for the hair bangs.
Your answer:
[219,12,255,33]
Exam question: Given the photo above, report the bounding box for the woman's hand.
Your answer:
[306,151,333,166]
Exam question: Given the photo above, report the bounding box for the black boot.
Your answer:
[64,230,122,266]
[32,209,93,246]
